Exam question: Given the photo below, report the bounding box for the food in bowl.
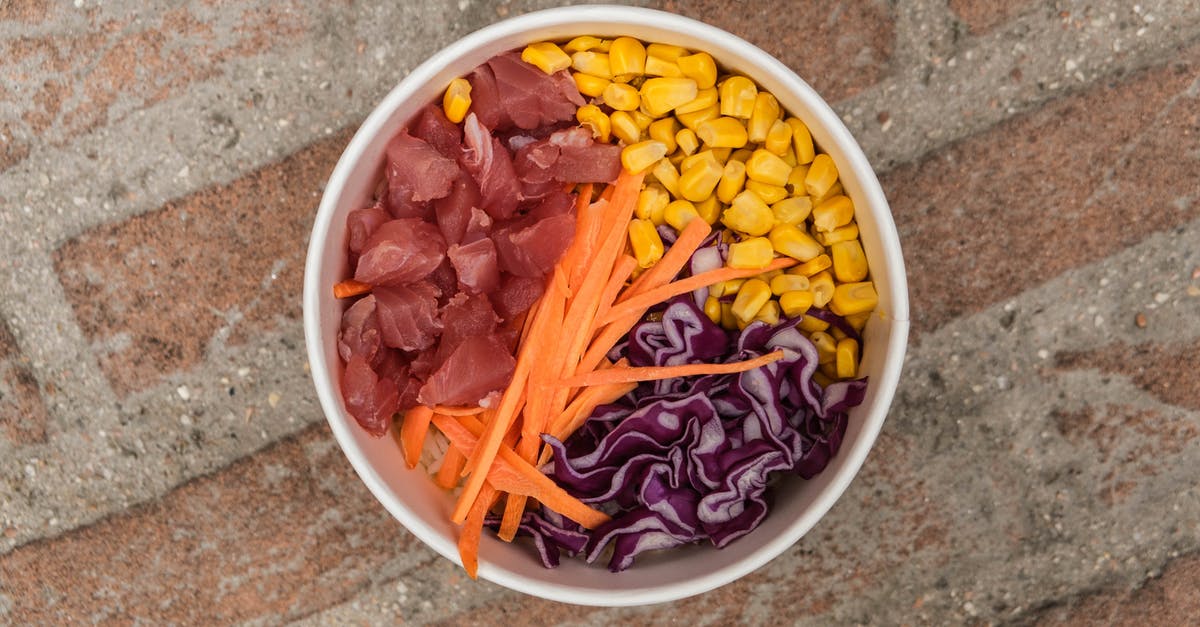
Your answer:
[307,9,902,590]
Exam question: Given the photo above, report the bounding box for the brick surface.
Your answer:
[1056,340,1200,411]
[0,319,48,446]
[0,2,306,173]
[0,425,410,624]
[948,0,1041,35]
[650,0,895,101]
[885,42,1200,335]
[1034,552,1200,626]
[52,129,351,396]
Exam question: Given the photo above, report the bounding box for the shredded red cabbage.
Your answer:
[530,296,867,571]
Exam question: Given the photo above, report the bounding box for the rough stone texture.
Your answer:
[53,129,352,396]
[2,0,1200,624]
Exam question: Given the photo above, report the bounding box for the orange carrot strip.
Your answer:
[619,217,713,303]
[429,405,485,416]
[332,279,372,299]
[458,482,498,580]
[589,254,639,343]
[434,414,610,530]
[547,379,638,442]
[497,490,526,542]
[561,350,786,388]
[435,446,466,490]
[452,273,556,523]
[399,406,434,469]
[601,256,798,327]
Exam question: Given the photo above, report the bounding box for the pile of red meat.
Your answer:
[337,52,623,436]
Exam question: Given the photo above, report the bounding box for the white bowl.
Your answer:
[304,5,909,607]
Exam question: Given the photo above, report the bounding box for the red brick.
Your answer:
[0,320,48,446]
[0,424,412,624]
[1055,341,1200,412]
[648,0,895,101]
[1034,553,1200,626]
[0,2,307,172]
[885,44,1200,335]
[948,0,1039,35]
[53,129,352,396]
[0,0,50,22]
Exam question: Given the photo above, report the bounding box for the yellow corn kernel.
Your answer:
[757,268,783,282]
[630,109,655,131]
[798,314,830,333]
[753,300,781,326]
[645,55,684,77]
[649,202,667,226]
[573,72,610,98]
[731,278,772,322]
[836,338,859,379]
[770,274,810,296]
[674,87,718,114]
[669,150,689,169]
[744,180,788,204]
[829,281,878,316]
[810,271,835,308]
[622,140,670,174]
[745,149,792,187]
[817,222,859,246]
[786,117,816,164]
[522,42,572,74]
[722,191,774,236]
[679,149,713,173]
[830,326,849,342]
[703,296,722,324]
[765,119,792,156]
[648,118,679,153]
[812,194,855,232]
[812,180,844,208]
[727,237,774,269]
[603,82,640,111]
[636,184,670,221]
[647,43,689,61]
[717,160,746,204]
[718,76,758,119]
[781,147,798,167]
[610,111,641,145]
[810,331,837,364]
[676,51,718,89]
[790,253,832,277]
[576,104,611,142]
[564,36,604,53]
[812,370,834,387]
[747,93,781,144]
[787,164,810,193]
[721,278,747,294]
[710,280,727,298]
[640,78,698,117]
[571,51,612,78]
[695,116,748,149]
[609,36,647,79]
[678,154,723,202]
[728,148,754,163]
[831,240,868,284]
[772,196,813,225]
[710,147,732,163]
[769,224,823,262]
[442,77,472,124]
[804,154,839,198]
[676,103,720,131]
[664,199,701,231]
[675,128,700,156]
[651,158,681,198]
[628,219,664,268]
[779,290,815,318]
[720,302,738,330]
[845,312,870,331]
[819,361,839,379]
[695,195,722,224]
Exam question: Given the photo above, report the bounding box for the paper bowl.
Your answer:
[303,4,909,607]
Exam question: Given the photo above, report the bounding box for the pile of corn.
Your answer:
[453,37,878,383]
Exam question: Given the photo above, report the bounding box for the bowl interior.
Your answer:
[304,5,909,606]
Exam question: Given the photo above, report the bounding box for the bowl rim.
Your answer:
[304,4,909,606]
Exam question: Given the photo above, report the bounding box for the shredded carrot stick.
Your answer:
[589,254,639,339]
[547,379,638,443]
[458,483,498,579]
[429,405,486,416]
[399,406,434,469]
[332,279,372,299]
[620,217,713,303]
[601,256,798,327]
[559,350,786,388]
[434,414,610,530]
[435,446,466,490]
